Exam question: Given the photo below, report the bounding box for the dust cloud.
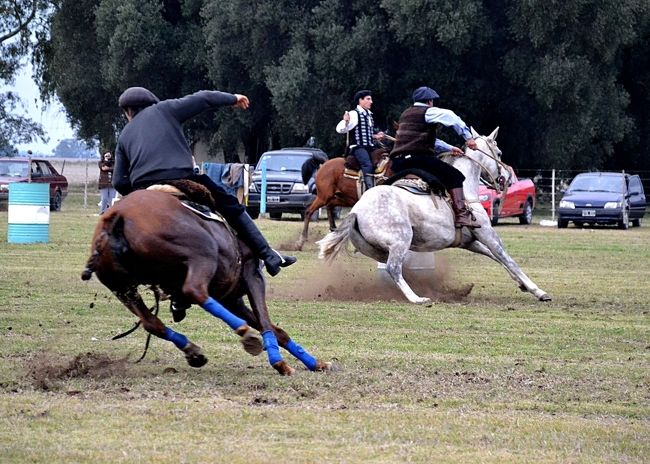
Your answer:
[267,254,473,303]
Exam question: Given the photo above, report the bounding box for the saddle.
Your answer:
[342,148,391,189]
[146,180,226,223]
[384,168,447,197]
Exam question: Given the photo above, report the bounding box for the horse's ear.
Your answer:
[470,126,480,139]
[488,127,499,140]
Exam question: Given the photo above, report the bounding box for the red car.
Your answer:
[478,167,536,225]
[0,158,69,211]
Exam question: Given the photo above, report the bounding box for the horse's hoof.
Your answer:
[273,360,295,376]
[183,342,207,368]
[412,297,432,305]
[538,293,552,302]
[314,360,333,371]
[239,329,263,356]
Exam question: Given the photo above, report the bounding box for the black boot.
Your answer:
[363,174,374,191]
[230,212,297,276]
[449,187,481,229]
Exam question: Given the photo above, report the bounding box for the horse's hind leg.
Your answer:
[385,249,432,305]
[116,287,207,368]
[297,195,328,250]
[230,297,331,372]
[326,204,338,231]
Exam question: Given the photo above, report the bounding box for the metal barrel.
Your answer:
[7,183,50,244]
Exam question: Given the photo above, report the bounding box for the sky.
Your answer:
[7,61,75,155]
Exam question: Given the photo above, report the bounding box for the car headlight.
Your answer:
[478,194,489,202]
[559,200,574,209]
[248,182,257,192]
[291,183,309,193]
[603,201,621,209]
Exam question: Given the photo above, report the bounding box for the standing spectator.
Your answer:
[98,152,116,214]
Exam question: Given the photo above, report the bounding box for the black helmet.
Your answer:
[412,86,439,103]
[118,87,160,108]
[353,89,372,105]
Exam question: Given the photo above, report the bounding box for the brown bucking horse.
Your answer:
[81,183,330,375]
[296,147,390,250]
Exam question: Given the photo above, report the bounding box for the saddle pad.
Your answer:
[180,201,226,223]
[392,178,432,195]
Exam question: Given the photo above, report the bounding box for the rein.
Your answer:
[462,137,510,193]
[112,286,160,363]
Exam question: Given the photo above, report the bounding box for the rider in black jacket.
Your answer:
[113,87,296,276]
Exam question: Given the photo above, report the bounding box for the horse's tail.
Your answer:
[81,213,130,280]
[317,213,357,262]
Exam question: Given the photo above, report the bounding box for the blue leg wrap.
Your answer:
[163,327,189,350]
[285,339,318,371]
[202,297,246,331]
[262,330,283,365]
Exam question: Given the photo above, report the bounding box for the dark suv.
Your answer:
[246,147,327,220]
[557,172,646,229]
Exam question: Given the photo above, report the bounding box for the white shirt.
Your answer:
[335,105,372,134]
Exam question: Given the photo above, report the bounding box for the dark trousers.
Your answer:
[135,173,246,222]
[391,154,465,190]
[351,146,373,176]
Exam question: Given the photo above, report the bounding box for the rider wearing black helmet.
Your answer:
[390,86,480,229]
[113,86,296,276]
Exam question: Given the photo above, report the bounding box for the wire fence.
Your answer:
[514,169,650,219]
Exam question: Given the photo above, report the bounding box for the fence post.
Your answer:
[260,156,267,217]
[551,169,556,220]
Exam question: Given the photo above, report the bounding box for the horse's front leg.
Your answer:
[115,287,207,367]
[240,267,294,375]
[231,298,331,372]
[472,229,552,301]
[297,197,327,250]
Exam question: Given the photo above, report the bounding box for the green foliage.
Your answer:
[25,0,650,171]
[0,0,48,152]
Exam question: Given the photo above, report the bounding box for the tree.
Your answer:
[1,0,48,153]
[53,137,96,158]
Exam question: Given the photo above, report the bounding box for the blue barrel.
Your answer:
[7,183,50,243]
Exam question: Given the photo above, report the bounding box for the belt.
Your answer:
[390,154,412,160]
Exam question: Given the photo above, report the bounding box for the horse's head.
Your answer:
[469,127,511,192]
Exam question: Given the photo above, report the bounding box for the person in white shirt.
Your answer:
[335,90,385,191]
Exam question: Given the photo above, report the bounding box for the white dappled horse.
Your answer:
[317,127,552,305]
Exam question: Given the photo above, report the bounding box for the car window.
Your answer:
[256,154,309,172]
[569,175,624,193]
[1,162,29,177]
[37,162,53,176]
[628,176,643,195]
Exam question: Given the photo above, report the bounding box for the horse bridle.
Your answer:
[467,137,510,193]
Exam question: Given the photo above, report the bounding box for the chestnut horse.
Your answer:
[81,187,330,375]
[296,148,390,249]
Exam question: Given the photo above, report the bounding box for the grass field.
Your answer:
[0,190,648,463]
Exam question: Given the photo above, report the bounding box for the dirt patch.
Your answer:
[29,352,129,391]
[268,255,473,303]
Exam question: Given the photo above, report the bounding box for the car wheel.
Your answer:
[50,190,62,212]
[631,218,641,227]
[617,208,629,229]
[557,218,568,229]
[519,200,533,224]
[269,212,282,220]
[490,201,500,226]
